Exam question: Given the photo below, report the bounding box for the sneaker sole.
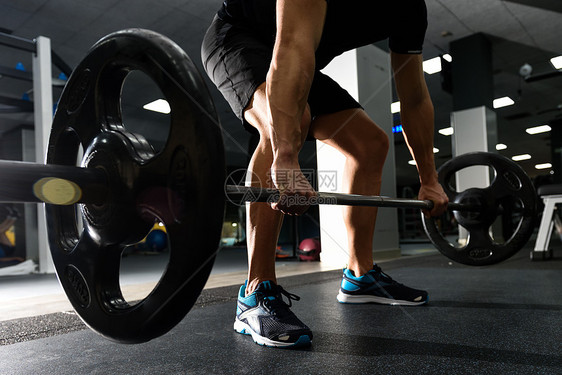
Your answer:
[234,319,312,348]
[337,291,428,306]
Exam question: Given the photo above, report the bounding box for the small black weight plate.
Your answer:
[422,152,538,266]
[47,29,225,343]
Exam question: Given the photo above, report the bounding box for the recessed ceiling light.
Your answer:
[512,154,531,161]
[551,55,562,70]
[525,125,551,134]
[535,163,552,170]
[408,160,416,166]
[442,54,452,62]
[423,57,442,74]
[496,143,507,150]
[143,99,170,114]
[438,127,454,136]
[493,96,515,109]
[391,101,400,114]
[433,147,439,153]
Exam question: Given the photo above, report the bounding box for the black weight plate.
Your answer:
[47,29,225,343]
[422,152,537,266]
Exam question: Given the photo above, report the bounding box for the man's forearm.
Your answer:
[400,96,438,184]
[266,0,325,163]
[266,46,314,162]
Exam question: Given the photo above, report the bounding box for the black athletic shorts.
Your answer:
[201,0,427,134]
[201,16,361,134]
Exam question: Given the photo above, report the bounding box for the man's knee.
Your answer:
[350,125,389,167]
[244,84,312,144]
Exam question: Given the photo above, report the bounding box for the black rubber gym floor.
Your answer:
[1,247,561,375]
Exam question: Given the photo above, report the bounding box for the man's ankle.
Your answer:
[346,263,374,278]
[245,278,276,297]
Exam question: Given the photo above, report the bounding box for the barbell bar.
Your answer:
[0,158,481,214]
[225,185,480,212]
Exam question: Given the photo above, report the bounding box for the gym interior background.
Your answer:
[1,0,561,266]
[0,1,561,374]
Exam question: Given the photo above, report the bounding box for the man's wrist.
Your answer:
[418,169,439,185]
[272,143,300,164]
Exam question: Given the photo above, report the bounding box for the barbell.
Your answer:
[0,29,538,344]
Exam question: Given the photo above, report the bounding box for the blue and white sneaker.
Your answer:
[234,281,312,348]
[337,265,428,306]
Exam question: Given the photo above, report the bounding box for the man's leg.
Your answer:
[310,108,389,276]
[243,82,312,295]
[310,108,428,305]
[231,83,314,348]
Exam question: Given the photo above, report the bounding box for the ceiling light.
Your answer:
[512,154,531,161]
[143,99,170,114]
[551,55,562,70]
[496,143,507,150]
[423,57,442,74]
[391,101,400,114]
[433,147,439,153]
[442,54,452,62]
[535,163,552,170]
[438,127,454,136]
[408,160,416,166]
[525,124,551,134]
[493,96,515,109]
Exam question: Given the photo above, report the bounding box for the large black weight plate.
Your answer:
[422,152,537,266]
[47,29,225,343]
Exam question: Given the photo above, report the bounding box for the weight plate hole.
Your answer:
[119,222,170,306]
[491,197,525,245]
[120,70,171,160]
[427,211,467,249]
[451,165,494,190]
